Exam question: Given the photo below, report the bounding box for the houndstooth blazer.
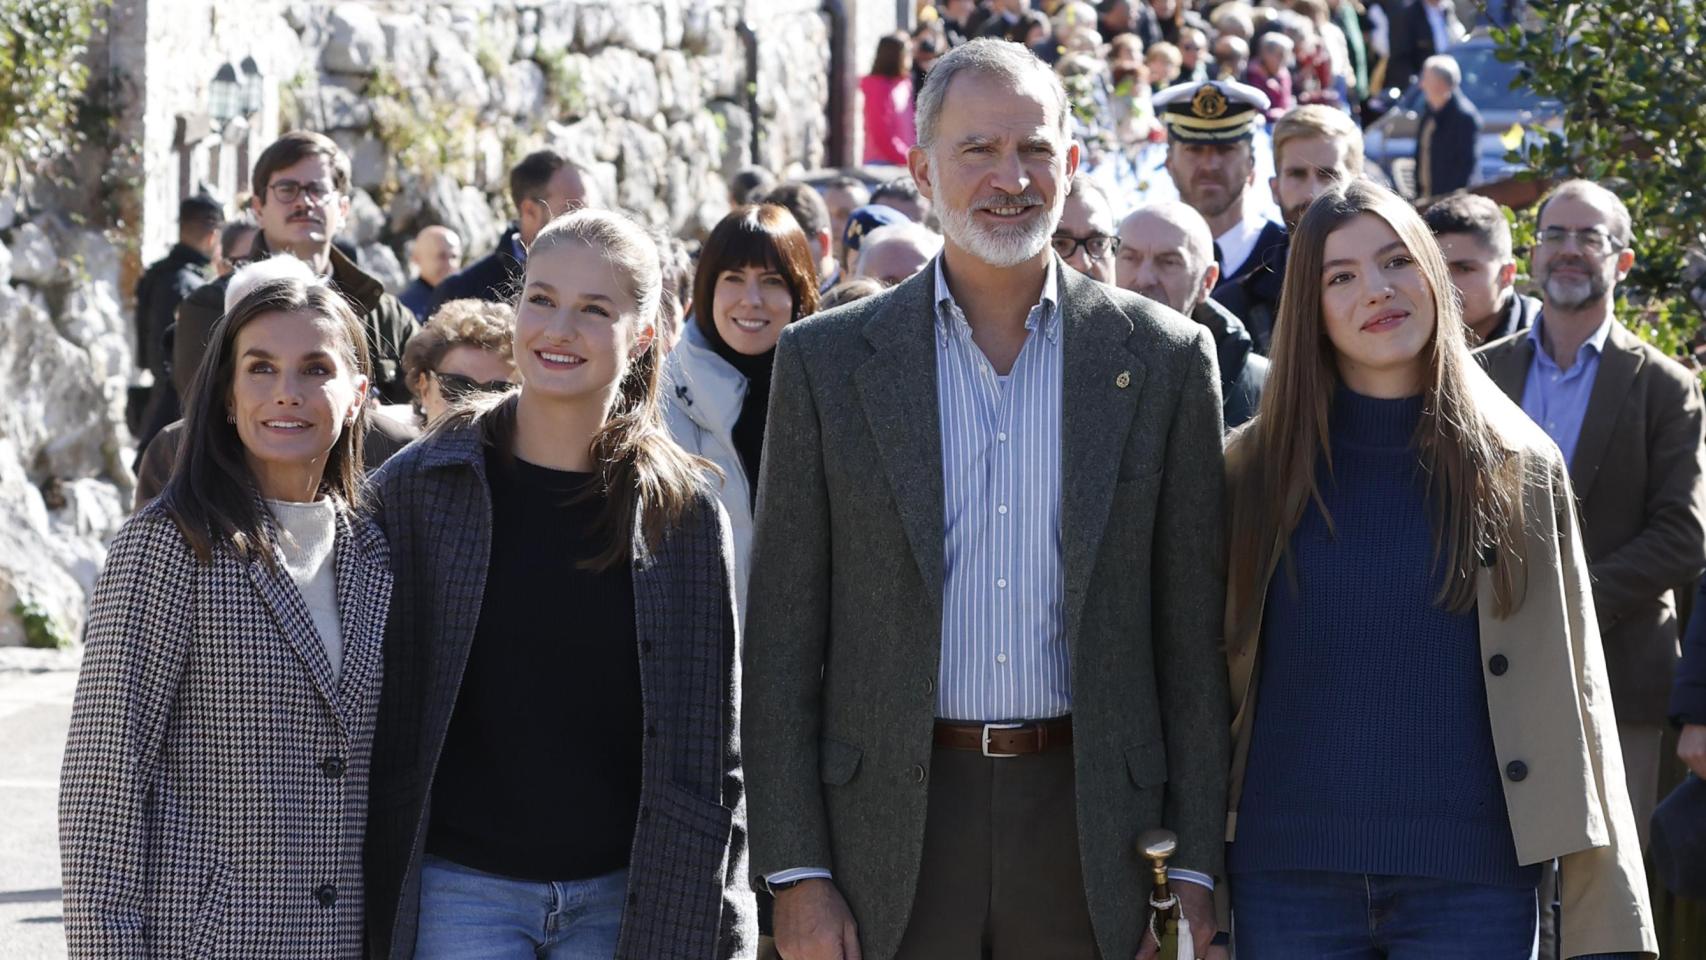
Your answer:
[59,498,392,959]
[363,407,756,960]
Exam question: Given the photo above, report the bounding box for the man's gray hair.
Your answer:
[915,38,1071,151]
[1538,179,1634,250]
[1068,175,1117,228]
[1422,54,1461,88]
[855,221,944,275]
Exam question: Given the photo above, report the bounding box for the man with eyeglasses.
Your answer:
[172,131,418,403]
[1477,180,1706,858]
[1116,201,1267,429]
[1051,175,1118,284]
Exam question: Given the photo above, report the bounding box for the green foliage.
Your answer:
[1492,2,1706,359]
[367,67,479,199]
[12,599,69,650]
[538,51,588,120]
[0,0,107,177]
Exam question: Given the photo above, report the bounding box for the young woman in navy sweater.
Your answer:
[1221,180,1654,959]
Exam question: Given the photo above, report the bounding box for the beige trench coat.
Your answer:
[1223,379,1657,958]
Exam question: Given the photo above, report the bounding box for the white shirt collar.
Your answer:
[1215,215,1271,277]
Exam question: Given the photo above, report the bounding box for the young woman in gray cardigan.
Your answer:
[363,209,755,959]
[60,268,392,958]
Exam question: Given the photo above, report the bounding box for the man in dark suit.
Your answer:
[1386,0,1466,93]
[1415,54,1482,198]
[428,150,598,311]
[744,39,1229,960]
[1476,180,1706,850]
[130,192,222,459]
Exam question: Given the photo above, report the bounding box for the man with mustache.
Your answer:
[1116,201,1267,429]
[745,38,1229,960]
[172,131,418,402]
[1478,180,1706,854]
[1156,79,1288,353]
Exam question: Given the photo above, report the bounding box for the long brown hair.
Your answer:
[468,208,710,571]
[162,276,371,564]
[1225,179,1527,650]
[692,204,822,352]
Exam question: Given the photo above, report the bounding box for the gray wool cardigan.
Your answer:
[361,404,756,960]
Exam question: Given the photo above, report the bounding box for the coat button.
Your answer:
[320,756,346,779]
[924,677,935,696]
[910,764,926,783]
[315,883,337,907]
[1488,655,1509,676]
[1506,761,1528,782]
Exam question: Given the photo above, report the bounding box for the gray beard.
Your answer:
[938,196,1063,269]
[1542,269,1608,311]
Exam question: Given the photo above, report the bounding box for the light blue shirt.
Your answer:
[933,255,1071,723]
[1520,313,1614,468]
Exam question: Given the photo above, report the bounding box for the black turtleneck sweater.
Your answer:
[702,318,776,500]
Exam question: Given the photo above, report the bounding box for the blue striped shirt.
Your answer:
[933,256,1070,722]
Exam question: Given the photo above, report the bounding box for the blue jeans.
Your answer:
[415,854,627,959]
[1232,871,1538,959]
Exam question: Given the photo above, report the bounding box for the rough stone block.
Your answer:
[536,0,578,57]
[358,242,407,295]
[613,2,665,56]
[317,82,374,129]
[429,25,493,109]
[345,188,387,246]
[8,222,57,285]
[381,14,435,86]
[323,2,386,75]
[501,59,548,117]
[577,2,616,50]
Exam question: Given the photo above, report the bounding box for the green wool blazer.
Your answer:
[741,258,1231,960]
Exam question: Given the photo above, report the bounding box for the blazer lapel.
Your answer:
[1568,323,1644,498]
[331,507,390,721]
[1056,269,1145,643]
[854,270,946,614]
[1484,334,1534,403]
[247,545,345,728]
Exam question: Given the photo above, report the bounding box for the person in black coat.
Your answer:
[428,149,599,311]
[130,193,222,459]
[1385,0,1465,93]
[1116,201,1270,430]
[1415,55,1482,198]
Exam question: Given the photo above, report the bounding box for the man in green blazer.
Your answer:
[742,39,1230,960]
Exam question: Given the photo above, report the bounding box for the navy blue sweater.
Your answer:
[1230,389,1537,889]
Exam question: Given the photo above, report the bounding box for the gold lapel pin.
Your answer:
[1116,370,1131,389]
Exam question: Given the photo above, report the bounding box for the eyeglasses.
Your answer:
[1051,234,1121,259]
[434,371,516,402]
[1537,226,1619,255]
[267,179,337,205]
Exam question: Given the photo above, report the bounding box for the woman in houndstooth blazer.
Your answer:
[363,210,755,959]
[59,270,393,958]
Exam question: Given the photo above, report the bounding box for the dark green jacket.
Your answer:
[172,234,418,403]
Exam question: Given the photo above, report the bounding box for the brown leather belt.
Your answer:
[933,717,1073,756]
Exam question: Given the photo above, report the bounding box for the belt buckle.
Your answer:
[981,722,1025,758]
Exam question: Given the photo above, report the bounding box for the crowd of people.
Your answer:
[56,1,1705,959]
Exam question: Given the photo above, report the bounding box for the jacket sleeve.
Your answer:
[1154,327,1232,883]
[1586,366,1706,621]
[705,496,759,958]
[1551,456,1660,960]
[131,425,179,511]
[59,512,198,958]
[1670,578,1706,725]
[740,327,836,884]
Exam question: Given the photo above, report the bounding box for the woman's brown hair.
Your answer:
[1224,179,1528,651]
[458,208,710,572]
[162,276,371,564]
[401,298,517,419]
[871,32,910,78]
[692,204,822,353]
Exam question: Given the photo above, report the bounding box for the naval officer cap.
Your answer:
[1153,79,1271,144]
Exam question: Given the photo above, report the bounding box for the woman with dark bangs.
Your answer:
[664,203,821,611]
[1222,179,1653,959]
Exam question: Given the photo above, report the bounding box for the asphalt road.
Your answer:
[0,662,76,960]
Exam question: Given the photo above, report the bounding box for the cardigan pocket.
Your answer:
[188,861,233,959]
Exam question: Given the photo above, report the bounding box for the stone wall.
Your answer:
[0,0,849,648]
